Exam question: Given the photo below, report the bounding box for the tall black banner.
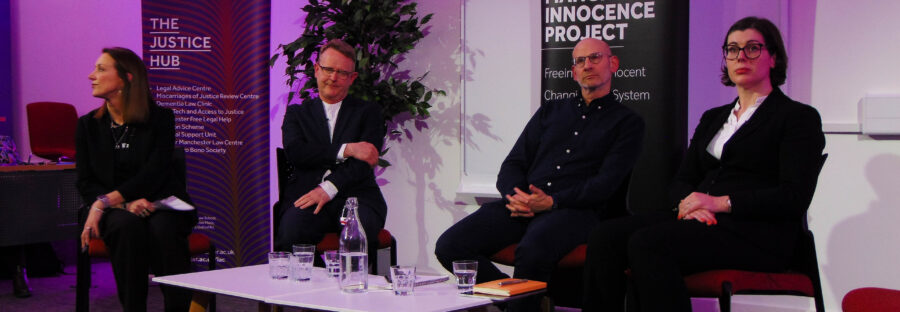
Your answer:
[541,1,688,213]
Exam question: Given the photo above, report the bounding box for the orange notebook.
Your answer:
[473,278,547,297]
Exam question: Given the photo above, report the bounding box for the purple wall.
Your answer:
[10,0,141,161]
[0,0,11,136]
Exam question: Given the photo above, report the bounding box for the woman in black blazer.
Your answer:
[582,17,826,312]
[77,47,195,312]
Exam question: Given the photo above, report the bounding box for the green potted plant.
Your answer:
[271,0,445,167]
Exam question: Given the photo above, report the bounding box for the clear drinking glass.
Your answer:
[323,250,341,278]
[268,251,290,280]
[452,260,478,295]
[390,265,416,296]
[290,244,315,281]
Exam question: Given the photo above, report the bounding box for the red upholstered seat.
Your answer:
[684,269,814,297]
[87,232,213,259]
[26,102,77,161]
[490,243,587,268]
[487,172,631,309]
[273,148,397,274]
[80,232,215,312]
[490,243,588,308]
[490,244,516,264]
[313,228,397,275]
[843,287,900,312]
[315,229,395,252]
[188,233,213,255]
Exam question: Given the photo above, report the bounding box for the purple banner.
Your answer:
[142,0,270,267]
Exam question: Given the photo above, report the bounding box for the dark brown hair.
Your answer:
[720,17,788,87]
[93,47,153,123]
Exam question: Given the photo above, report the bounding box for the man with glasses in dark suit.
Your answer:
[275,39,387,260]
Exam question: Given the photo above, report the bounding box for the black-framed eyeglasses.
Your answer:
[723,42,766,60]
[317,64,354,79]
[573,52,606,67]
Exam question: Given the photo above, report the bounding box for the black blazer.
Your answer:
[281,96,387,220]
[75,105,191,208]
[670,88,825,259]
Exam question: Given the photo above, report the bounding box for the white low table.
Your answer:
[152,264,307,301]
[268,276,491,312]
[152,264,493,311]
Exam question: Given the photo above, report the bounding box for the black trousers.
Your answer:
[435,200,600,311]
[583,212,789,312]
[275,197,385,259]
[100,209,195,312]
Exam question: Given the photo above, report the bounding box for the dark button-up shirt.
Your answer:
[497,92,645,213]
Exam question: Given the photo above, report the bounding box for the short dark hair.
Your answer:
[318,39,356,69]
[93,47,153,123]
[720,17,787,87]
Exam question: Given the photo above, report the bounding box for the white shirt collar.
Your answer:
[706,95,768,159]
[322,99,343,140]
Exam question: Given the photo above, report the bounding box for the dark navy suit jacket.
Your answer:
[280,96,387,221]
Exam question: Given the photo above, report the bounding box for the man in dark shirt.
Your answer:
[434,38,644,310]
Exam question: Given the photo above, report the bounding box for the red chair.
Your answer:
[76,233,215,312]
[489,173,631,308]
[274,148,397,273]
[682,154,829,312]
[315,229,397,273]
[490,243,588,307]
[682,230,825,312]
[843,287,900,311]
[25,102,77,161]
[75,147,216,312]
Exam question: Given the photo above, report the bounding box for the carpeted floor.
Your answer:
[0,260,264,311]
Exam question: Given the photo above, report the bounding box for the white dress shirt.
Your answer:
[319,99,348,199]
[706,95,766,160]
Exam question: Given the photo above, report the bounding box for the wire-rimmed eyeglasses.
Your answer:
[573,52,606,67]
[317,64,354,79]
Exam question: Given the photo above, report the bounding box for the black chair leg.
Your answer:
[390,236,397,267]
[75,241,91,312]
[208,244,216,312]
[814,291,825,312]
[719,282,733,312]
[369,247,379,275]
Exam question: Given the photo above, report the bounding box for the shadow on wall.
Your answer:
[824,153,900,303]
[386,68,501,267]
[377,0,501,268]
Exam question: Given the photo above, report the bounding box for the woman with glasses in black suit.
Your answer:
[582,16,826,312]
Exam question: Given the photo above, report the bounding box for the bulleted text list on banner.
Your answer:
[142,0,271,267]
